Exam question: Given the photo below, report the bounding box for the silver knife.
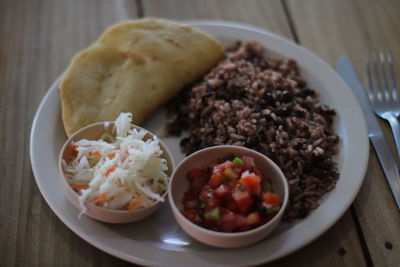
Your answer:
[336,57,400,211]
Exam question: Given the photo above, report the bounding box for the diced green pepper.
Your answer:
[232,157,244,167]
[223,168,239,180]
[267,206,281,214]
[204,207,220,220]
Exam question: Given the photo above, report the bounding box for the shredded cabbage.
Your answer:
[63,112,169,213]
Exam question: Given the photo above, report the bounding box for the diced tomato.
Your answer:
[226,201,238,213]
[214,160,233,173]
[233,214,248,229]
[263,193,281,206]
[214,184,231,197]
[187,169,207,190]
[182,191,196,208]
[247,212,261,225]
[180,157,281,233]
[239,173,261,194]
[233,167,243,175]
[210,172,222,187]
[232,189,253,214]
[221,160,233,170]
[207,193,221,208]
[219,213,236,232]
[242,156,255,170]
[108,152,116,159]
[182,209,202,224]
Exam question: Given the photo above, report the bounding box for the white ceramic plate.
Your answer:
[30,20,369,266]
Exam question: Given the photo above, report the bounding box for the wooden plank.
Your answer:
[271,210,366,267]
[286,0,400,266]
[142,1,368,266]
[143,0,293,39]
[0,0,136,266]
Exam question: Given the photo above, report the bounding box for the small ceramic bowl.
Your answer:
[168,145,289,248]
[58,121,175,224]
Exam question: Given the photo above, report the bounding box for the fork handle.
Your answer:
[384,113,400,156]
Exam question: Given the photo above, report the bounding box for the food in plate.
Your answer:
[181,155,282,233]
[167,41,339,221]
[60,18,225,136]
[61,113,169,212]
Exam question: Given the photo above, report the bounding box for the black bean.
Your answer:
[275,118,285,126]
[281,90,294,102]
[264,92,275,105]
[296,88,315,98]
[330,169,339,178]
[253,104,262,112]
[318,158,333,170]
[216,88,226,98]
[295,109,306,118]
[320,104,336,116]
[245,135,260,147]
[275,105,292,117]
[303,88,316,96]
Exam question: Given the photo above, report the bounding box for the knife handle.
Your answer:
[370,134,400,210]
[383,113,400,158]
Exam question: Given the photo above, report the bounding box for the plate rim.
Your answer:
[30,19,369,266]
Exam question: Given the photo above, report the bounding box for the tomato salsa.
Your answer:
[181,155,282,233]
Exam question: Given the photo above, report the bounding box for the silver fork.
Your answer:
[366,51,400,156]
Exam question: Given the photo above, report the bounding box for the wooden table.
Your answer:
[1,0,400,266]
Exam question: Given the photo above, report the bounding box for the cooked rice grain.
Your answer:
[167,41,339,221]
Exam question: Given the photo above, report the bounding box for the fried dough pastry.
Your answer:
[60,18,224,136]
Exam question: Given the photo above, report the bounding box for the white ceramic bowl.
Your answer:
[168,145,289,248]
[58,121,175,224]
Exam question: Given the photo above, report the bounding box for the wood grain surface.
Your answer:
[0,0,136,266]
[1,0,399,266]
[286,0,400,266]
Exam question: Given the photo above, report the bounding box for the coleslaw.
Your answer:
[62,113,169,213]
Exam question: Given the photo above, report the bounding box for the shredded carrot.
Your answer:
[126,197,142,211]
[121,151,128,161]
[94,193,107,206]
[105,166,116,176]
[108,152,116,159]
[71,184,89,190]
[91,151,100,157]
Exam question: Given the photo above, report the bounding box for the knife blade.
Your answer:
[336,56,400,211]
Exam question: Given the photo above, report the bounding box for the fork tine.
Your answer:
[380,51,391,102]
[372,51,383,102]
[366,52,376,103]
[387,50,399,102]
